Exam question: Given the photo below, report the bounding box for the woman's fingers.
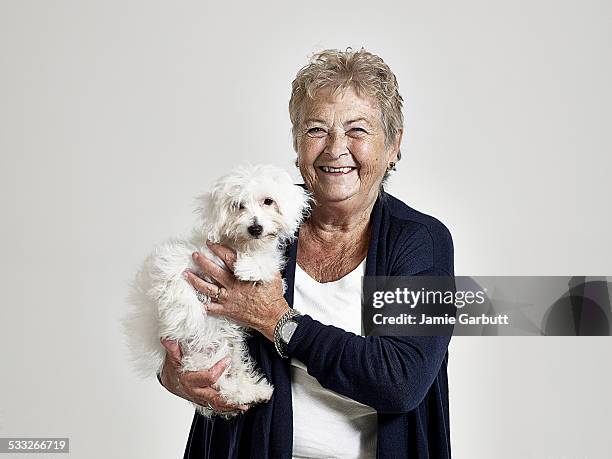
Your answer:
[158,349,249,412]
[178,356,249,412]
[191,252,234,288]
[160,339,182,364]
[190,386,249,412]
[180,356,232,387]
[183,272,227,303]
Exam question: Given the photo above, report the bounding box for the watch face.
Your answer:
[280,320,299,343]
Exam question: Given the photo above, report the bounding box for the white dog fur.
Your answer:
[123,164,311,418]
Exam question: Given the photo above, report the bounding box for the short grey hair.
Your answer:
[289,47,404,184]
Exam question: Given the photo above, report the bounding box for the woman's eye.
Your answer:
[307,127,326,136]
[349,127,367,134]
[263,198,274,206]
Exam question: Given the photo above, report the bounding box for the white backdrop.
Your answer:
[1,1,611,458]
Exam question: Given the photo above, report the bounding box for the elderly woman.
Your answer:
[159,48,454,458]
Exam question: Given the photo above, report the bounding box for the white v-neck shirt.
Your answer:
[291,259,377,459]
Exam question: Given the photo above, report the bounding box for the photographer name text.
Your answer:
[372,312,510,325]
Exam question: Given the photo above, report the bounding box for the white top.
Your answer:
[291,259,377,459]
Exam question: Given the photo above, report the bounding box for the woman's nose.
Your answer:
[324,131,348,158]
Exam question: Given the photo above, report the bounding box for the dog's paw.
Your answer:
[226,380,274,405]
[194,402,242,420]
[234,257,276,283]
[217,371,274,406]
[250,378,274,403]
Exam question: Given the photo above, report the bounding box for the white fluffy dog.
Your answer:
[123,164,311,418]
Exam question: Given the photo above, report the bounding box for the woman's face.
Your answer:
[296,86,401,207]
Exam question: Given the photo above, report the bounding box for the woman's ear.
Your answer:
[388,128,404,163]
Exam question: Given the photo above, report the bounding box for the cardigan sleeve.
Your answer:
[286,312,450,414]
[286,223,454,414]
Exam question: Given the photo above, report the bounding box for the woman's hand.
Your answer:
[183,241,289,341]
[159,339,250,413]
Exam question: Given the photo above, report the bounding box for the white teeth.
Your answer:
[321,166,353,173]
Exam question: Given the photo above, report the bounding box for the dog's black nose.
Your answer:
[247,224,263,237]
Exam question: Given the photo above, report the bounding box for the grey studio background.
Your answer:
[1,1,611,458]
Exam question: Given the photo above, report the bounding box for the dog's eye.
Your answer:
[234,202,245,211]
[263,198,274,206]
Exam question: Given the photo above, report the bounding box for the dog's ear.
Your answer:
[275,182,313,242]
[193,186,228,243]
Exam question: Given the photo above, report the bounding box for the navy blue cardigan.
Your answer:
[183,191,454,458]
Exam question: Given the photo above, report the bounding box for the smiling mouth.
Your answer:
[318,166,357,175]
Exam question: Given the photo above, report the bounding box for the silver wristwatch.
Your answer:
[273,309,302,358]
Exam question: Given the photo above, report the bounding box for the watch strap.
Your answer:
[273,308,302,358]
